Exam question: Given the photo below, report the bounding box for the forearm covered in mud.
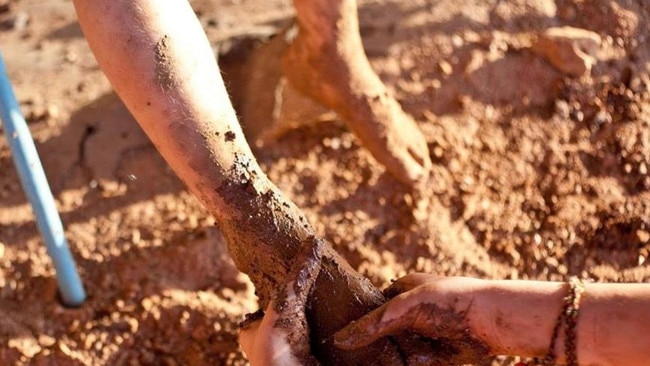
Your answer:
[72,0,317,290]
[73,2,433,363]
[73,0,258,220]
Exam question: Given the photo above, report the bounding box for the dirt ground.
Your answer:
[1,0,649,364]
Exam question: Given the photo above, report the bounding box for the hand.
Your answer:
[334,274,492,364]
[239,302,303,366]
[239,239,324,366]
[359,95,432,186]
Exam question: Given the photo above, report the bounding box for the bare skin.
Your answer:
[333,274,650,366]
[239,238,324,366]
[72,0,433,364]
[284,0,432,185]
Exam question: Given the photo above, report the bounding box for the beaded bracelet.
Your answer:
[518,276,585,366]
[563,276,585,365]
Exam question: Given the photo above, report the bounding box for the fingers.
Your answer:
[384,273,442,298]
[333,291,420,350]
[238,311,264,357]
[401,123,432,183]
[393,145,430,186]
[378,118,432,186]
[384,104,432,185]
[345,92,432,187]
[238,324,258,354]
[239,237,325,366]
[408,133,430,168]
[335,274,449,349]
[239,303,304,366]
[381,133,430,185]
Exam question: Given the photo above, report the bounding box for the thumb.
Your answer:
[383,273,444,298]
[239,305,300,366]
[238,312,263,356]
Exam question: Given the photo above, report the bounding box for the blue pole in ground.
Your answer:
[0,52,85,306]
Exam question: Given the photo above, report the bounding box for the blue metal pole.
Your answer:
[0,52,85,306]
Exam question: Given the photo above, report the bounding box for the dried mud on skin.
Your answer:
[2,0,650,365]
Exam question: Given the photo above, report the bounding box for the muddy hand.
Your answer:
[356,92,432,186]
[239,238,324,366]
[284,0,432,187]
[333,274,491,365]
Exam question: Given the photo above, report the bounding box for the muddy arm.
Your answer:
[337,275,650,366]
[72,0,420,363]
[73,0,293,285]
[285,0,432,186]
[72,0,249,219]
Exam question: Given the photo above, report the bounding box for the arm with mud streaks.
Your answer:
[72,0,255,220]
[72,1,422,364]
[285,0,432,186]
[335,274,650,366]
[72,0,301,298]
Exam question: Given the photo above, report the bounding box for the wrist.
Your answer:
[474,280,567,359]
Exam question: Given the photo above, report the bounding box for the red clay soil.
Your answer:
[1,0,649,364]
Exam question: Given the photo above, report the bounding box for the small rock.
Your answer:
[83,333,96,350]
[65,49,78,63]
[438,60,453,75]
[45,104,59,120]
[545,257,559,268]
[636,229,650,243]
[451,34,464,48]
[37,335,56,347]
[531,26,601,76]
[127,317,139,333]
[141,298,153,311]
[555,99,570,119]
[9,337,41,358]
[591,110,612,128]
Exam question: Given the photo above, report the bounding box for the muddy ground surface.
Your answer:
[1,0,650,364]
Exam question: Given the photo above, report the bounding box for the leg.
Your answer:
[284,0,432,186]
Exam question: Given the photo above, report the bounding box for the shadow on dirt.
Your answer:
[0,226,250,365]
